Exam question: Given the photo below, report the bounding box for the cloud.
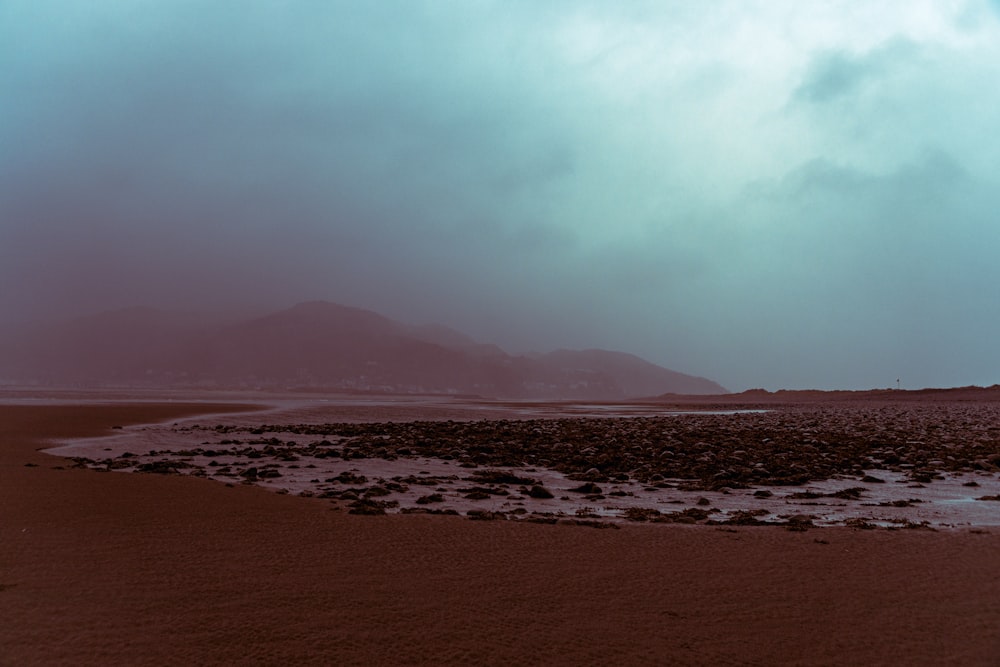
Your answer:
[720,147,1000,388]
[794,51,881,104]
[2,1,1000,390]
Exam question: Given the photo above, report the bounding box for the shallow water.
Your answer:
[45,397,1000,529]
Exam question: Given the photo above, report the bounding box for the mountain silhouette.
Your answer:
[0,300,727,398]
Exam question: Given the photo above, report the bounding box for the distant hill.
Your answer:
[537,348,725,397]
[652,385,1000,405]
[0,300,727,398]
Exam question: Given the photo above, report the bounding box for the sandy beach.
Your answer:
[3,397,1000,665]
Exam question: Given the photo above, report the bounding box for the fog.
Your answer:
[3,0,1000,391]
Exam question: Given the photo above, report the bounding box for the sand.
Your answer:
[3,399,1000,665]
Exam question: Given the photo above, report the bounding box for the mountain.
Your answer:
[536,349,726,397]
[0,300,727,398]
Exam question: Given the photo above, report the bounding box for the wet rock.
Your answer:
[656,507,712,524]
[710,509,771,526]
[879,499,922,507]
[828,487,866,500]
[468,470,536,485]
[622,507,661,522]
[348,498,397,515]
[567,519,619,529]
[527,485,554,499]
[581,467,609,482]
[523,516,560,525]
[783,515,814,531]
[327,472,367,484]
[457,486,507,496]
[137,461,189,475]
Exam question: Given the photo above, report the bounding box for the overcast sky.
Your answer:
[3,1,1000,391]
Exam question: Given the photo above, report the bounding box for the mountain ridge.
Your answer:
[0,300,728,398]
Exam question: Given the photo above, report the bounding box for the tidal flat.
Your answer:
[50,393,1000,529]
[5,391,1000,665]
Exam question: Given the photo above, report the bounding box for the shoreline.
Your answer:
[43,396,1000,530]
[3,398,1000,665]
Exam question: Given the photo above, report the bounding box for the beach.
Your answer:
[3,396,1000,665]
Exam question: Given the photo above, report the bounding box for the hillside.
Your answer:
[0,301,727,398]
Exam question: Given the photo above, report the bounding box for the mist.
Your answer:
[3,0,1000,391]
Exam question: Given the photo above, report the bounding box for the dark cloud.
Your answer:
[727,149,999,389]
[795,52,874,103]
[792,39,920,105]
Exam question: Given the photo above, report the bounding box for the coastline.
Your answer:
[3,398,1000,665]
[42,395,1000,529]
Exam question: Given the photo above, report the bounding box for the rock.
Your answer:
[784,515,814,531]
[348,498,397,515]
[137,461,188,475]
[569,482,602,494]
[829,487,865,500]
[329,472,367,484]
[713,509,770,526]
[469,470,537,485]
[622,507,661,522]
[527,485,554,499]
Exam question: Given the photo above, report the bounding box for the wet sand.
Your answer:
[49,397,1000,528]
[3,399,1000,665]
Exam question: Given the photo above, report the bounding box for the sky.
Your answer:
[3,0,1000,391]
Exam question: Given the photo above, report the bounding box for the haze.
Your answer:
[3,1,1000,391]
